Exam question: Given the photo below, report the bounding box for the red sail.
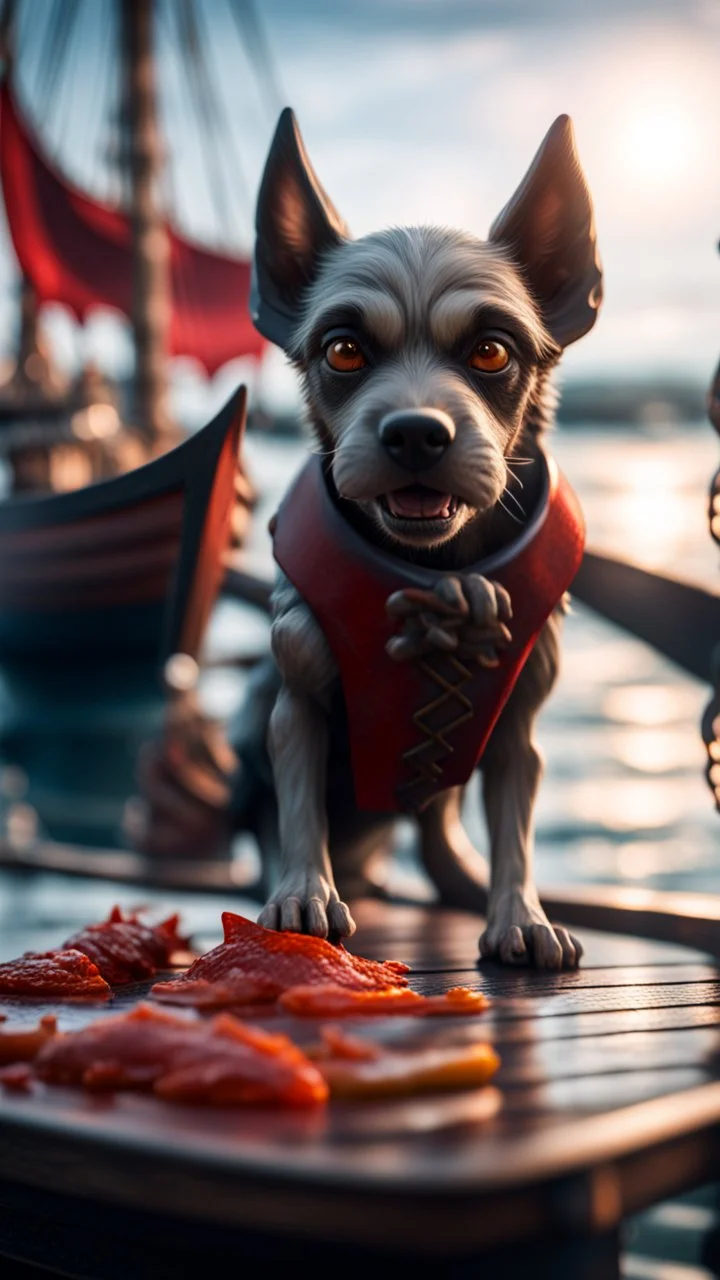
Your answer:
[0,84,265,374]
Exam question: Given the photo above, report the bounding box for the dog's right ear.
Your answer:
[489,116,602,348]
[251,109,350,350]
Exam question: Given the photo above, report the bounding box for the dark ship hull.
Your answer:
[0,387,245,661]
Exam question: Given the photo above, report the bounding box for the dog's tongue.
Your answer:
[387,486,452,519]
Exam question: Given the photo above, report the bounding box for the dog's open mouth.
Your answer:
[381,485,458,521]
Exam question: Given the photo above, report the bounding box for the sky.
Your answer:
[3,0,720,415]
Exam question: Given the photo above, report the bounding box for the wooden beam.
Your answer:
[571,550,720,683]
[121,0,172,441]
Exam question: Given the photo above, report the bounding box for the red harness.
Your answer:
[273,454,584,814]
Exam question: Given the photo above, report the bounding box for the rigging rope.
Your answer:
[226,0,283,117]
[36,0,81,132]
[176,0,251,239]
[86,0,116,188]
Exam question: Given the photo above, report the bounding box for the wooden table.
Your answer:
[0,892,720,1279]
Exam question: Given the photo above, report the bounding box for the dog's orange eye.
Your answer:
[469,340,510,373]
[325,339,367,372]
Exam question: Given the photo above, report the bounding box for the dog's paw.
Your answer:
[257,874,356,940]
[479,891,582,970]
[385,574,512,665]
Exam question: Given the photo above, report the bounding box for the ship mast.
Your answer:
[121,0,172,443]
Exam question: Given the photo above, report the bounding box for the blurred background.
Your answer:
[0,0,716,899]
[0,7,717,1271]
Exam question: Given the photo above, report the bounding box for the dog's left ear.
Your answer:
[489,116,602,347]
[251,109,350,350]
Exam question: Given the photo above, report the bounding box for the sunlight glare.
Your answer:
[603,685,691,727]
[621,100,700,184]
[611,728,702,774]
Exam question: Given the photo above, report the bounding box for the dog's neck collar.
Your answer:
[273,445,584,812]
[316,449,553,586]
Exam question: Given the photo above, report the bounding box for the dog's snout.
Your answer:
[378,410,455,473]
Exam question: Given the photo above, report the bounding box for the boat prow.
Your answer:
[0,386,246,661]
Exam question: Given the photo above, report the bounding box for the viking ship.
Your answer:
[0,0,271,659]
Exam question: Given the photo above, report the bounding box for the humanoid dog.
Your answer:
[249,109,602,969]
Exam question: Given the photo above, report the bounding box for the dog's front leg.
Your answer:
[257,575,355,939]
[479,614,582,969]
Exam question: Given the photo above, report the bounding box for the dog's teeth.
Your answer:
[385,488,456,520]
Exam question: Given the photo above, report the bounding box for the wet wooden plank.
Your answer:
[309,1002,720,1050]
[407,971,720,1018]
[434,963,716,995]
[495,1027,720,1087]
[486,1002,720,1044]
[492,1069,713,1116]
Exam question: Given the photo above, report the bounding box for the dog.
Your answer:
[132,110,602,970]
[242,106,603,971]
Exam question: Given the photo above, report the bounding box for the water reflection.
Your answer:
[602,685,694,727]
[611,455,697,571]
[533,425,717,892]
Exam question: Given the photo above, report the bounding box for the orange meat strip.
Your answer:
[63,906,187,985]
[30,1003,328,1107]
[317,1040,501,1099]
[151,913,409,1007]
[0,1015,58,1063]
[0,950,111,998]
[279,984,490,1018]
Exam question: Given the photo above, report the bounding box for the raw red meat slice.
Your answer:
[0,907,187,1000]
[150,975,281,1008]
[151,913,409,1007]
[0,950,111,998]
[32,1003,328,1107]
[63,906,186,985]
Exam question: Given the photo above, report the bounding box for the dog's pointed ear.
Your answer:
[489,116,602,347]
[251,109,350,350]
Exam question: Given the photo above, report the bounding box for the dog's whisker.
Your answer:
[307,444,339,459]
[505,467,525,491]
[498,495,524,525]
[504,486,526,517]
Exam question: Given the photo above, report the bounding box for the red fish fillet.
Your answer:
[279,985,490,1017]
[30,1003,327,1107]
[151,913,409,1007]
[63,906,187,984]
[0,950,111,998]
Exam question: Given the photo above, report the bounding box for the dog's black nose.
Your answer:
[378,410,455,472]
